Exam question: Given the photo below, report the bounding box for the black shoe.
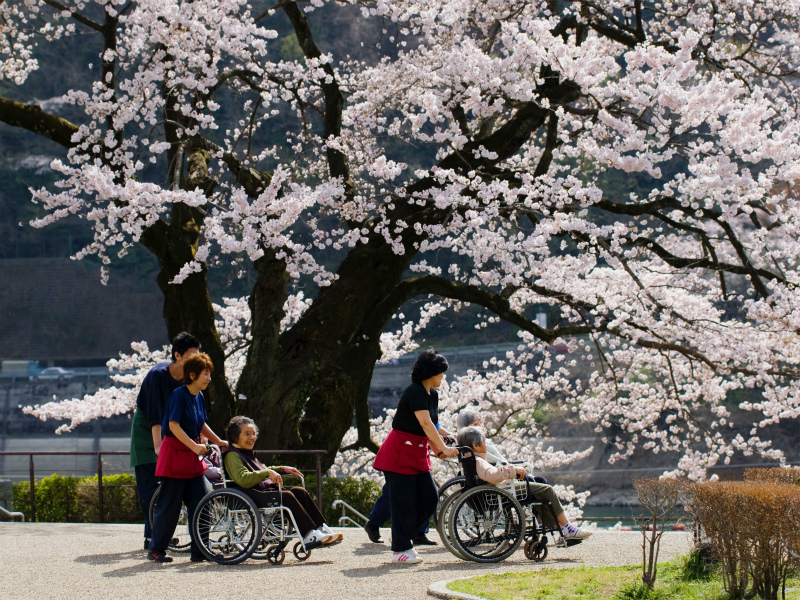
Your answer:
[143,538,151,551]
[413,533,437,546]
[190,554,208,563]
[147,550,173,563]
[364,521,383,544]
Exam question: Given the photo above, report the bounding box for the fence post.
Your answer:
[315,453,323,513]
[97,453,104,523]
[29,454,35,522]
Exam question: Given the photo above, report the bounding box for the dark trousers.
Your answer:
[149,475,207,555]
[239,486,324,537]
[367,482,429,533]
[383,471,438,552]
[134,462,158,540]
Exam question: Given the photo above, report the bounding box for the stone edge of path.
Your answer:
[428,577,494,600]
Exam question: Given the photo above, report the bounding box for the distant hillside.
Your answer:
[0,258,165,363]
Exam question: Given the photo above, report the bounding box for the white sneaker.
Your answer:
[318,523,343,543]
[391,549,422,564]
[303,529,333,546]
[409,547,421,559]
[561,523,592,540]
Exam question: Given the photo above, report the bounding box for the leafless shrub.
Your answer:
[633,478,688,589]
[691,481,800,600]
[744,467,800,486]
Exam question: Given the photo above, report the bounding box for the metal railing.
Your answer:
[0,449,326,522]
[0,505,24,521]
[331,499,368,528]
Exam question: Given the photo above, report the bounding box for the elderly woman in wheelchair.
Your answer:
[435,426,590,563]
[187,416,340,565]
[222,416,342,546]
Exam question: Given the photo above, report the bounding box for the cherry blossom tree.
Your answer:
[5,0,800,477]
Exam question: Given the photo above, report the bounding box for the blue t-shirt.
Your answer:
[162,386,207,440]
[136,362,184,427]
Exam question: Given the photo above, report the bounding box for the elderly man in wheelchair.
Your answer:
[436,426,590,563]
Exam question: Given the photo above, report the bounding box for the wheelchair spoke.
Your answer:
[448,486,525,562]
[192,490,261,564]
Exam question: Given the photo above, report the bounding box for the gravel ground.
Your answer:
[1,524,692,600]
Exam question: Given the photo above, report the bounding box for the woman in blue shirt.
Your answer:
[148,353,227,563]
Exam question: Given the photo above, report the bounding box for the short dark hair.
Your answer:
[183,353,214,385]
[226,416,258,444]
[411,349,449,383]
[171,332,200,362]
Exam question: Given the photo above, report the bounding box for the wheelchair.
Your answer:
[154,445,325,565]
[436,447,582,563]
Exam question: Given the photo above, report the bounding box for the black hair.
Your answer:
[226,416,258,444]
[171,331,200,361]
[411,349,449,383]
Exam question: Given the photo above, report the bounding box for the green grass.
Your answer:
[446,554,800,600]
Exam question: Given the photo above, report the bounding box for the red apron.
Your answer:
[155,435,204,479]
[373,429,431,475]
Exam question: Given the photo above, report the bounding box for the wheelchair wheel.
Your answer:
[447,485,525,563]
[293,541,311,561]
[149,485,191,552]
[528,539,547,562]
[434,476,465,527]
[266,545,286,565]
[250,537,271,560]
[436,489,471,561]
[192,488,261,565]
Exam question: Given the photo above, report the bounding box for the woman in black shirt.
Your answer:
[372,350,458,564]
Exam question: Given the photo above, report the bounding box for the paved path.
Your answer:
[1,524,692,600]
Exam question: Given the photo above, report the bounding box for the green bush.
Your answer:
[300,475,381,525]
[613,583,668,600]
[13,472,380,525]
[13,473,142,523]
[680,548,715,582]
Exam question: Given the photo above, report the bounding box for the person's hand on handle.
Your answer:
[514,466,527,479]
[267,469,283,486]
[436,447,459,459]
[191,441,209,456]
[281,466,303,478]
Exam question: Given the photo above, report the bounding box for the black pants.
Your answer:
[149,475,207,555]
[383,471,438,552]
[134,462,158,540]
[367,482,430,534]
[238,486,324,537]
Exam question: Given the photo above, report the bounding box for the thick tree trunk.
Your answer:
[236,237,410,468]
[141,206,235,434]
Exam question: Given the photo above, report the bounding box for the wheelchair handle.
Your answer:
[455,446,475,459]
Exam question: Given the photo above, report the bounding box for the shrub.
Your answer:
[13,471,380,526]
[75,474,141,523]
[613,582,668,600]
[744,467,800,486]
[303,475,381,524]
[633,478,688,589]
[13,474,82,522]
[13,473,142,523]
[680,548,714,582]
[691,481,800,600]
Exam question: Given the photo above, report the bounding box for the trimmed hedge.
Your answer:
[12,473,141,523]
[12,473,381,525]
